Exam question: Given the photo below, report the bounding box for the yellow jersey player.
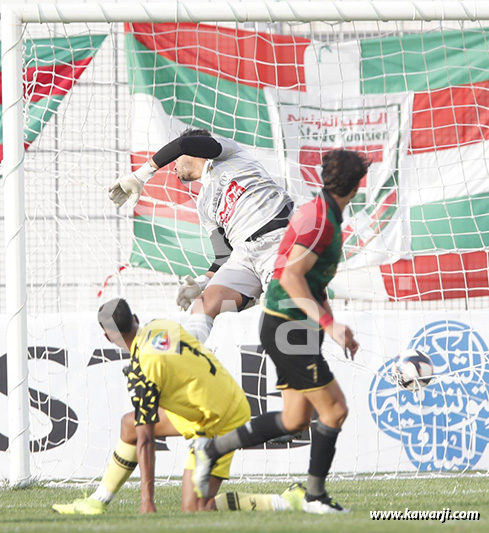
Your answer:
[54,297,251,514]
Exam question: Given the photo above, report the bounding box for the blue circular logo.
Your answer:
[369,320,489,471]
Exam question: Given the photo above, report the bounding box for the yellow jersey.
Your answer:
[126,319,249,438]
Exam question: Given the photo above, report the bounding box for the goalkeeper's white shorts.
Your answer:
[207,227,285,300]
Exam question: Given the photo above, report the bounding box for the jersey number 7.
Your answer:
[177,341,217,375]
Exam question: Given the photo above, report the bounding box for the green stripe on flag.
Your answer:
[125,34,273,148]
[24,96,64,143]
[130,216,214,276]
[410,193,489,251]
[22,35,107,64]
[1,34,106,163]
[361,29,489,94]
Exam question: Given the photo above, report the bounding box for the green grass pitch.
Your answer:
[1,477,488,532]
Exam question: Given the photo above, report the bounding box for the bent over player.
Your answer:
[108,129,293,343]
[54,298,251,514]
[191,150,369,514]
[53,299,304,515]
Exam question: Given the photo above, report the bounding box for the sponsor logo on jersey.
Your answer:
[219,181,246,225]
[152,330,171,351]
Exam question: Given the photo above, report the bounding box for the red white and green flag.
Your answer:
[0,35,107,162]
[125,22,309,276]
[125,23,489,300]
[311,29,489,300]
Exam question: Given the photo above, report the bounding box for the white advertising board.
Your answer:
[1,307,489,480]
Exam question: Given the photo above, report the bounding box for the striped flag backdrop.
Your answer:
[125,22,309,276]
[124,23,489,301]
[0,35,107,162]
[325,28,489,300]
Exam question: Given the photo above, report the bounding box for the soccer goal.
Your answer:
[2,1,489,487]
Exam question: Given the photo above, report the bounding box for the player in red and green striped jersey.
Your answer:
[192,150,370,515]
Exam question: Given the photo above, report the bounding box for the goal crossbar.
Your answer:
[10,1,489,24]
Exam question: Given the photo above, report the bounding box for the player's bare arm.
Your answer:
[136,423,157,514]
[279,244,358,358]
[321,298,358,358]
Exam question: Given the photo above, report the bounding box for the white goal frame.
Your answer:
[4,0,489,487]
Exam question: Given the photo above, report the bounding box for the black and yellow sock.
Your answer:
[91,439,138,504]
[215,492,275,511]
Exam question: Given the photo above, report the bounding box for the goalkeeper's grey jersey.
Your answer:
[196,137,292,246]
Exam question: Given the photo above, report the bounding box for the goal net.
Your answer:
[2,2,489,486]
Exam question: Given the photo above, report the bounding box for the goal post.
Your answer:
[2,6,29,488]
[3,1,489,487]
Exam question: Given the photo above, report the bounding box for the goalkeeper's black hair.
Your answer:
[179,127,212,138]
[98,298,133,334]
[321,149,371,197]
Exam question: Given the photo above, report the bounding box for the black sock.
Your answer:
[307,421,340,497]
[207,412,289,461]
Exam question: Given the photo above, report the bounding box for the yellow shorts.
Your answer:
[167,395,251,479]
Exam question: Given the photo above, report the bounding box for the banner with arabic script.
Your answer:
[266,91,412,298]
[270,90,412,264]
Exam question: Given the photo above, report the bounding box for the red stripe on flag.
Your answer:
[25,59,93,103]
[299,145,382,187]
[126,22,309,91]
[0,59,92,105]
[372,189,397,221]
[131,152,201,224]
[380,251,489,300]
[409,81,489,155]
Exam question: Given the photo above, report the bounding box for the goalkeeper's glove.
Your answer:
[108,162,157,208]
[176,275,210,311]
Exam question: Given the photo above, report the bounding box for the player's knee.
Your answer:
[195,286,242,317]
[292,421,311,433]
[282,414,311,433]
[120,411,137,443]
[192,290,220,317]
[333,400,348,427]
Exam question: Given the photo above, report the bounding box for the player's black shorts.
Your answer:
[260,312,334,391]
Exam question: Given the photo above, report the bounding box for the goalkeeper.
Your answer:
[108,129,293,343]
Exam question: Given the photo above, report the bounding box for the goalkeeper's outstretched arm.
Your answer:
[108,136,222,208]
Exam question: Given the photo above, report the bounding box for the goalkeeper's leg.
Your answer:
[186,261,261,343]
[186,285,242,343]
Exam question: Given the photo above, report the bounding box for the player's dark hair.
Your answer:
[97,298,133,334]
[179,127,212,138]
[321,150,371,197]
